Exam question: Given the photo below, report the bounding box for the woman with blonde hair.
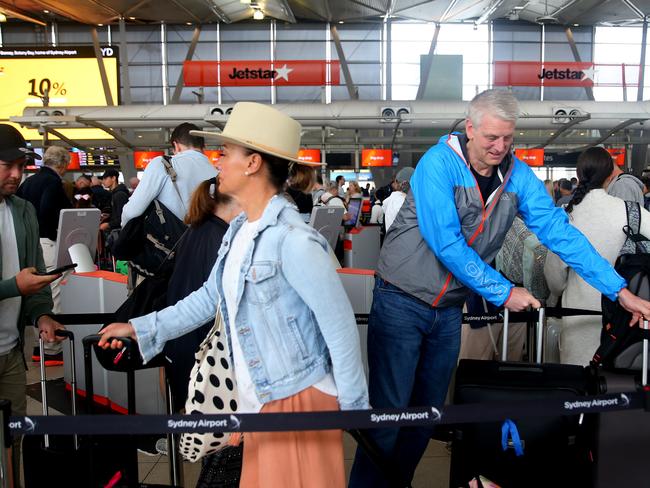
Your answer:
[98,102,368,488]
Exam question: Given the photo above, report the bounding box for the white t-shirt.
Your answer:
[382,191,406,231]
[222,219,336,413]
[0,200,22,355]
[370,203,384,224]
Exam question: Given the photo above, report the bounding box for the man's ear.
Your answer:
[465,118,474,140]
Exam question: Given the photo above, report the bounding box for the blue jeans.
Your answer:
[349,278,462,488]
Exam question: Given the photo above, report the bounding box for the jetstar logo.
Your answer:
[184,60,337,87]
[538,68,584,80]
[228,68,275,80]
[227,64,293,82]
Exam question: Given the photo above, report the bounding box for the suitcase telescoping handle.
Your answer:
[643,320,648,388]
[500,307,545,363]
[39,329,76,449]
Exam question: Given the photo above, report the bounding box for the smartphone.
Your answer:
[35,263,78,276]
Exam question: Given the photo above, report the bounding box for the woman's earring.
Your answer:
[244,171,249,176]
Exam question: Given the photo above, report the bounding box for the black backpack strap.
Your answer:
[161,155,186,212]
[622,201,650,254]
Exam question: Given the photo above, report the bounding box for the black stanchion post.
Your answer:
[0,399,13,488]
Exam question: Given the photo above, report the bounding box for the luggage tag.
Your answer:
[501,419,524,456]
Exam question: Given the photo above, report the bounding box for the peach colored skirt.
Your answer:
[230,387,345,488]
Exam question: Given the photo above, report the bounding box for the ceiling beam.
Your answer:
[416,23,441,100]
[577,118,648,150]
[330,25,359,100]
[534,116,590,149]
[622,0,645,19]
[168,0,203,24]
[348,0,386,16]
[278,0,297,23]
[0,3,47,25]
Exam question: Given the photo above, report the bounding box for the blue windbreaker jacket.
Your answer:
[377,133,626,307]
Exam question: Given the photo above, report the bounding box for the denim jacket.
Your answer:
[131,195,369,410]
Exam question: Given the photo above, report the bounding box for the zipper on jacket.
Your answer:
[431,135,513,307]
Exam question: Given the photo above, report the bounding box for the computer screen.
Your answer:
[344,198,362,227]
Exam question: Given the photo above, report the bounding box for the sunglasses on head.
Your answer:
[74,194,91,201]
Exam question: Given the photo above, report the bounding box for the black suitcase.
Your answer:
[450,308,593,488]
[82,334,183,488]
[590,320,650,488]
[23,330,135,488]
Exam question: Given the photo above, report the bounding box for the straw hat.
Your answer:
[190,102,321,167]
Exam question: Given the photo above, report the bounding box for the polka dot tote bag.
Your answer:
[179,309,238,462]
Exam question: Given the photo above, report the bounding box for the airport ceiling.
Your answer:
[0,0,649,27]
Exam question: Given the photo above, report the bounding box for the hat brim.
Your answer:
[0,147,41,161]
[190,130,324,168]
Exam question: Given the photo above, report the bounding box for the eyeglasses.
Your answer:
[74,193,91,201]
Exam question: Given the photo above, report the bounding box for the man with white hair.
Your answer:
[349,89,650,487]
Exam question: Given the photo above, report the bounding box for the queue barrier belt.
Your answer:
[8,390,647,436]
[15,307,642,437]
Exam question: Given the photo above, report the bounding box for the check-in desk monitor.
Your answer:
[309,206,345,250]
[55,208,101,268]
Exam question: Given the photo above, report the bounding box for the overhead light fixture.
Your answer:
[240,0,251,4]
[338,20,344,24]
[253,9,264,20]
[128,16,136,20]
[98,23,104,26]
[0,13,6,22]
[186,22,192,25]
[43,10,49,14]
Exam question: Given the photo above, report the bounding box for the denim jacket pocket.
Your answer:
[287,316,309,360]
[244,261,281,305]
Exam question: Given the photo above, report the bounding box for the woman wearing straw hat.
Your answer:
[98,102,369,487]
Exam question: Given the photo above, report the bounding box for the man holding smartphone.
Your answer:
[0,124,66,484]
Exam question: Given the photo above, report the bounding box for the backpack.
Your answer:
[592,201,650,370]
[110,156,187,277]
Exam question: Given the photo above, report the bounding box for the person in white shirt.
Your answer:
[382,166,414,231]
[121,122,217,227]
[370,199,384,225]
[545,147,650,365]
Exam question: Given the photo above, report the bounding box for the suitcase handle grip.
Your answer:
[55,329,74,340]
[82,334,134,348]
[498,365,544,373]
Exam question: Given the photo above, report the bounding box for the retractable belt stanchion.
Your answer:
[0,399,12,488]
[501,308,509,362]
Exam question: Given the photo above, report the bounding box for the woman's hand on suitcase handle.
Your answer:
[617,288,650,327]
[504,287,541,312]
[97,322,137,350]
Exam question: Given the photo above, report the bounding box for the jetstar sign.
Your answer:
[493,61,595,87]
[183,60,340,87]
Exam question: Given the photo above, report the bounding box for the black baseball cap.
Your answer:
[0,124,41,162]
[101,168,120,179]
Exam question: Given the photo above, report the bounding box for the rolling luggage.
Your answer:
[82,334,182,488]
[590,320,650,488]
[23,330,135,488]
[450,308,593,488]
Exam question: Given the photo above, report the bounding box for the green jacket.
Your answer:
[0,195,53,342]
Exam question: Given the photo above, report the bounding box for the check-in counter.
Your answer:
[59,271,166,414]
[343,226,381,271]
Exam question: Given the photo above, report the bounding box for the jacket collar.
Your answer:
[229,194,293,236]
[443,132,513,176]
